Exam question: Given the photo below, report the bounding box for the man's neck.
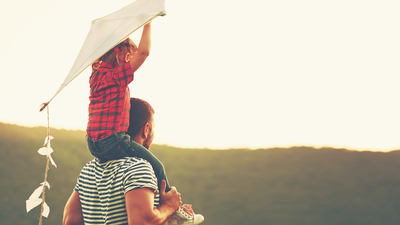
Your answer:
[131,136,144,146]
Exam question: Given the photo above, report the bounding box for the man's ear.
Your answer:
[142,123,150,138]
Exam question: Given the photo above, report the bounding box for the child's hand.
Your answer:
[92,59,101,72]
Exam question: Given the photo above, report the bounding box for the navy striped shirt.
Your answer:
[75,157,159,225]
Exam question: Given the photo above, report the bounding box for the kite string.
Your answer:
[38,106,51,225]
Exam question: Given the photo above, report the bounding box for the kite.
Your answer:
[40,0,166,111]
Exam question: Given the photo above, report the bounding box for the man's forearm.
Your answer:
[148,203,177,224]
[126,187,180,225]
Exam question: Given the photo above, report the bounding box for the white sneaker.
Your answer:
[167,204,204,225]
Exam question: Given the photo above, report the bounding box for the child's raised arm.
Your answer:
[130,22,151,73]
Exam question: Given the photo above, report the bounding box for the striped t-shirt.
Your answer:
[75,157,160,225]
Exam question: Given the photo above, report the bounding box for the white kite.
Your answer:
[40,0,166,111]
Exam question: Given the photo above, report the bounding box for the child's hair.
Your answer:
[100,38,138,66]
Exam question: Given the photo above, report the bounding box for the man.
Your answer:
[63,98,182,225]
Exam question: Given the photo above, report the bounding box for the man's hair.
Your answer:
[127,98,155,138]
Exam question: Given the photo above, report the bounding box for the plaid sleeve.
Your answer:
[113,62,134,88]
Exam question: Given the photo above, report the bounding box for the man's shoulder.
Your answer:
[121,157,158,194]
[119,157,154,173]
[77,157,158,201]
[83,157,153,171]
[81,158,97,170]
[79,157,155,182]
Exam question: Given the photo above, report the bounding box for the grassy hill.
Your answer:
[1,122,400,225]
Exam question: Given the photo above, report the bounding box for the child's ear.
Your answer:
[125,53,131,63]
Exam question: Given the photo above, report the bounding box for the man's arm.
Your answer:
[126,180,181,225]
[63,191,84,225]
[130,22,151,73]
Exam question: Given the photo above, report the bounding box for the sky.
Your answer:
[0,0,399,151]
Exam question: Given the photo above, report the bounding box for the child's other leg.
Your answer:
[120,134,171,192]
[119,135,205,224]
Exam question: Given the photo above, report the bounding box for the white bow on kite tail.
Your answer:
[26,132,57,222]
[26,181,51,218]
[40,0,166,112]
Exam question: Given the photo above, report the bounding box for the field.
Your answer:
[1,122,400,225]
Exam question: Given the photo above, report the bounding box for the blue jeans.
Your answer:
[86,132,171,192]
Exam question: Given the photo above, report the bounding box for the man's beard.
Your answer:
[143,138,151,150]
[143,142,150,150]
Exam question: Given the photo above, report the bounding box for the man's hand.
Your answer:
[126,180,181,225]
[159,180,181,212]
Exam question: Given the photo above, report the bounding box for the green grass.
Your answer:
[1,122,400,225]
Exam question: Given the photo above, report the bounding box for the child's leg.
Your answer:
[120,134,172,192]
[86,132,131,162]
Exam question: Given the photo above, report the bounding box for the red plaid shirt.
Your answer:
[87,62,134,140]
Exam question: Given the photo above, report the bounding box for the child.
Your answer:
[86,23,204,225]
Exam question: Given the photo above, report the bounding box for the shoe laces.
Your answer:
[180,204,194,218]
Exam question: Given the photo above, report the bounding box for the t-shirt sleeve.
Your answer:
[123,159,158,194]
[74,178,80,193]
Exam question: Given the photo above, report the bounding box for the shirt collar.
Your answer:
[100,61,115,69]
